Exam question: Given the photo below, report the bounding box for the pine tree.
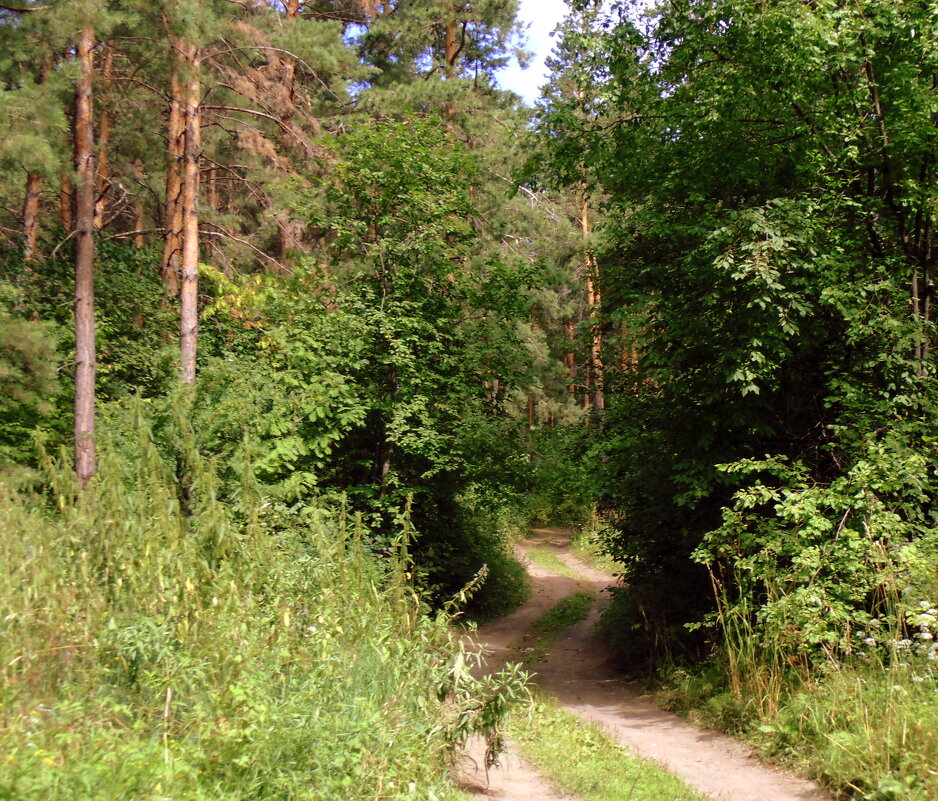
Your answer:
[73,25,96,485]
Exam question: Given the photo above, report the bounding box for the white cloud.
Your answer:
[498,0,570,104]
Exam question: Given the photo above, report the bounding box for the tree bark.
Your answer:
[132,160,146,248]
[283,0,300,111]
[59,170,72,230]
[22,56,52,260]
[564,320,575,400]
[443,20,458,121]
[179,41,201,385]
[22,172,41,261]
[161,39,184,296]
[582,197,605,420]
[74,27,97,487]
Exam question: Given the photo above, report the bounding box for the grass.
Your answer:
[511,696,706,801]
[0,416,526,801]
[569,517,622,575]
[660,654,938,800]
[516,591,595,665]
[524,545,587,581]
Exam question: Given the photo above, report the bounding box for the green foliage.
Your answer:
[0,410,529,801]
[568,513,621,575]
[661,648,938,800]
[0,279,61,480]
[696,436,938,664]
[532,0,938,671]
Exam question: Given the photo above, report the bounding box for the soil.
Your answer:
[459,528,835,801]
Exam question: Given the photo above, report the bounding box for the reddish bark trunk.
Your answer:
[161,42,184,296]
[179,42,201,385]
[22,172,41,261]
[23,57,51,260]
[582,197,604,419]
[74,27,97,487]
[564,320,575,400]
[444,21,458,121]
[133,161,145,247]
[59,171,72,230]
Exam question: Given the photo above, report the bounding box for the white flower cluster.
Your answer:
[853,601,938,661]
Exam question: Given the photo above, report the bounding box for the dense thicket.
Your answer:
[0,2,594,798]
[10,0,938,797]
[532,1,938,796]
[0,0,587,603]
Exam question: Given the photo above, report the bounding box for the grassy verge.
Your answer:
[524,545,587,581]
[660,658,938,800]
[511,696,705,801]
[518,591,594,665]
[0,424,525,801]
[569,517,621,575]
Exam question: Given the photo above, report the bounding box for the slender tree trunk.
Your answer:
[582,197,605,420]
[564,320,575,400]
[22,57,52,261]
[59,171,73,230]
[443,20,458,121]
[283,0,300,108]
[527,395,535,429]
[22,172,41,261]
[179,42,201,385]
[74,27,97,487]
[132,160,146,248]
[161,41,184,296]
[206,167,217,211]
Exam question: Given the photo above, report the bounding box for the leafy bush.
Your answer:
[0,279,61,483]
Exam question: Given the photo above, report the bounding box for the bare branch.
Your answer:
[200,226,288,271]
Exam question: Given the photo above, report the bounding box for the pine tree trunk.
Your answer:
[22,172,41,261]
[179,42,201,385]
[564,320,575,400]
[133,160,146,247]
[444,20,458,121]
[74,27,97,487]
[59,171,72,230]
[582,197,604,420]
[161,40,184,296]
[93,43,113,230]
[206,167,217,211]
[281,0,300,118]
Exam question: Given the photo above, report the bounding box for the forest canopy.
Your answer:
[2,0,938,799]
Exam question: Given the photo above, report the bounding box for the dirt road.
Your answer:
[460,529,834,801]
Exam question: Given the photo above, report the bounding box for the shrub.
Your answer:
[0,410,526,801]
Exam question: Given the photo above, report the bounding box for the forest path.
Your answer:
[459,529,834,801]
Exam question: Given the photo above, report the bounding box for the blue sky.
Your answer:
[496,0,570,104]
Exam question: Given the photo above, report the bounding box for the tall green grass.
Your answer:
[660,583,938,801]
[0,413,524,800]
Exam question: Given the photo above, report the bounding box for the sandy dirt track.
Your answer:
[460,529,834,801]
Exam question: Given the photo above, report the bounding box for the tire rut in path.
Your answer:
[462,528,835,801]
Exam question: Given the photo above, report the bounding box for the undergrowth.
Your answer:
[569,512,621,575]
[660,655,938,801]
[0,411,528,800]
